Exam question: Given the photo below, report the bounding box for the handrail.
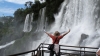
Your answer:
[9,49,36,56]
[43,43,98,49]
[43,43,98,55]
[8,43,98,56]
[9,43,43,56]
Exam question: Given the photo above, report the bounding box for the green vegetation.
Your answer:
[14,8,26,23]
[14,0,64,24]
[45,0,64,24]
[0,0,64,40]
[0,16,14,39]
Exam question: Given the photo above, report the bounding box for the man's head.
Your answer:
[54,31,60,36]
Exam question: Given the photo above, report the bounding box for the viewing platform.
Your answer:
[9,43,98,56]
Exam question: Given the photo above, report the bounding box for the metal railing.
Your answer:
[9,43,43,56]
[9,43,98,56]
[43,43,98,56]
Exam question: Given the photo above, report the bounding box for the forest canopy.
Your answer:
[14,0,64,24]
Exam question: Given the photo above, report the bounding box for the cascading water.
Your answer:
[25,8,47,56]
[0,40,15,49]
[23,13,34,32]
[33,0,100,55]
[26,0,100,56]
[5,0,100,56]
[45,0,100,47]
[35,8,46,32]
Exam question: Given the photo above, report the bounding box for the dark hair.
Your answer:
[54,31,60,36]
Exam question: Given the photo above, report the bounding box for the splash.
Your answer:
[43,0,100,48]
[0,40,15,49]
[25,0,100,56]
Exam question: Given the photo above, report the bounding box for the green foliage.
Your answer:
[0,22,3,29]
[13,0,64,24]
[0,16,14,37]
[31,1,41,21]
[45,0,64,24]
[14,1,44,23]
[14,8,26,23]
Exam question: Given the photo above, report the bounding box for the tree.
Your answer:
[25,1,33,8]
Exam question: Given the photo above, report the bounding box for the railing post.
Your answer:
[34,51,35,56]
[80,47,81,56]
[84,47,85,56]
[59,45,61,56]
[32,52,34,56]
[41,43,44,56]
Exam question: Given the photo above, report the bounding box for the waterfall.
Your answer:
[26,0,100,52]
[40,0,100,48]
[6,0,100,56]
[23,13,34,32]
[51,0,100,47]
[24,0,100,56]
[35,8,46,32]
[25,8,47,56]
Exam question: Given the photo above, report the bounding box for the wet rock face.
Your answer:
[81,33,89,40]
[79,33,89,46]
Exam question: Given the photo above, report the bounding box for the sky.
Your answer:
[0,0,37,17]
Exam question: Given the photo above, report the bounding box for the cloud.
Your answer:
[5,0,35,4]
[0,7,15,14]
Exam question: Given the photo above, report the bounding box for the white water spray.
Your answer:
[0,40,15,49]
[26,0,100,56]
[43,0,100,47]
[35,8,46,32]
[23,13,34,32]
